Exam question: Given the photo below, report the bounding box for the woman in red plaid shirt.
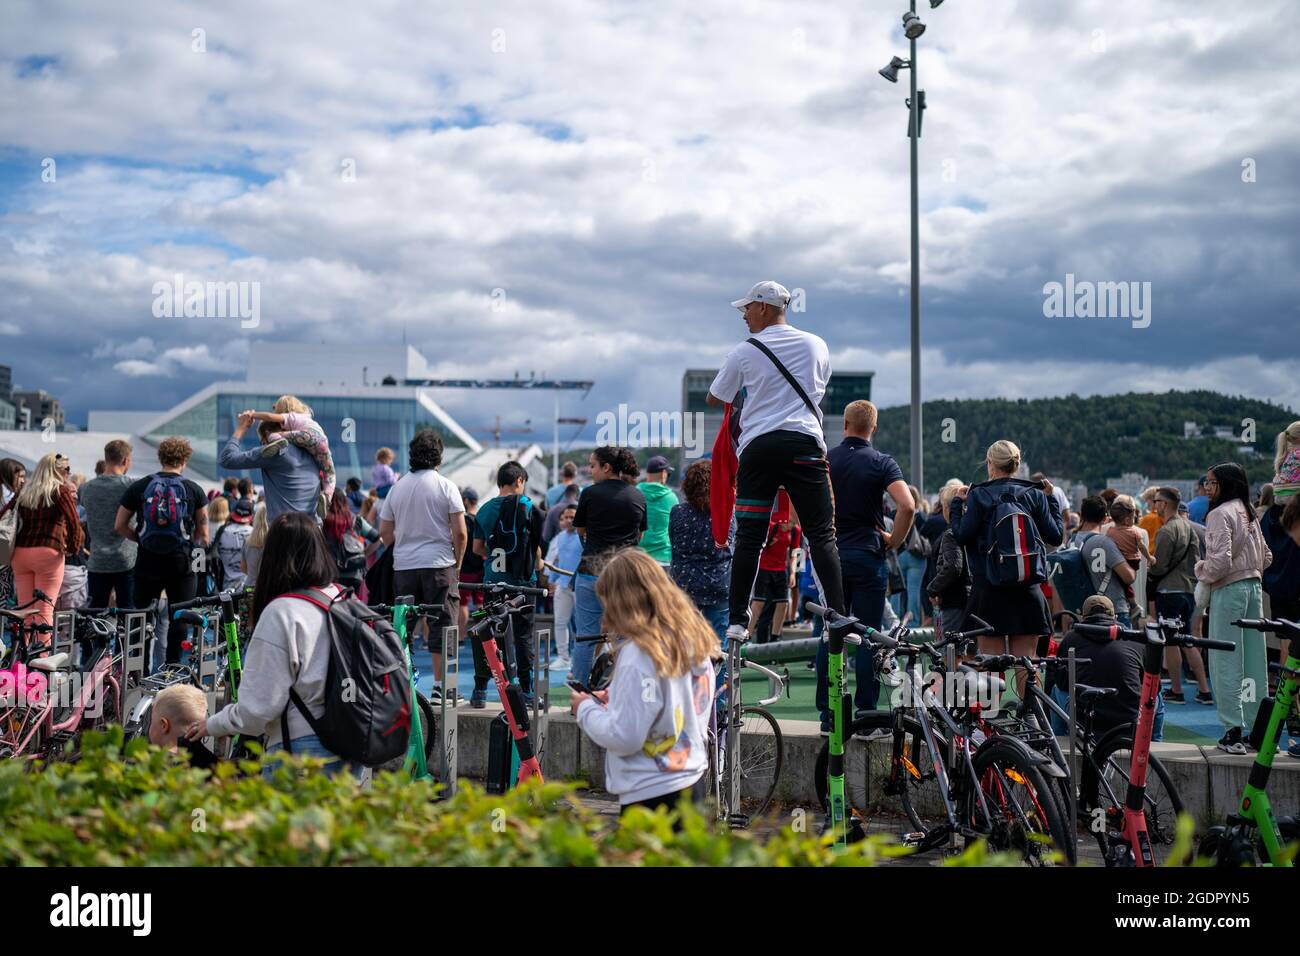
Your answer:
[5,453,82,639]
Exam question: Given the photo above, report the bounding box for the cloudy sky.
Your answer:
[2,0,1298,444]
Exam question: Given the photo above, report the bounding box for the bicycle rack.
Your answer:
[193,615,224,716]
[117,610,150,718]
[438,623,458,797]
[51,609,76,662]
[533,626,551,767]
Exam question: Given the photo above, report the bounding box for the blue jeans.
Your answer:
[1048,684,1165,741]
[264,734,366,781]
[817,548,888,721]
[695,599,728,647]
[571,572,604,685]
[897,550,927,626]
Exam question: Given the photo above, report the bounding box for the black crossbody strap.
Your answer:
[746,337,823,424]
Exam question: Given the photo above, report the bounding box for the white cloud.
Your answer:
[0,0,1296,429]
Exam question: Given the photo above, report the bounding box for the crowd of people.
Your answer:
[3,287,1300,811]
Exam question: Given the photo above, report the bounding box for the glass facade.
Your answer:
[142,390,473,483]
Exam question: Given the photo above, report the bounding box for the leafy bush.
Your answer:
[0,730,904,867]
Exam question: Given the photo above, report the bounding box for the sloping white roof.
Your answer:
[0,430,217,490]
[442,443,548,502]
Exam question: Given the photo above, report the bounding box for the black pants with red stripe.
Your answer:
[729,430,845,628]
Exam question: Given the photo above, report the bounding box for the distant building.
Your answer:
[682,367,875,451]
[12,389,64,432]
[38,342,547,495]
[0,364,11,403]
[1103,472,1150,498]
[0,398,13,432]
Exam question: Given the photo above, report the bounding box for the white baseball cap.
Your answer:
[731,280,791,312]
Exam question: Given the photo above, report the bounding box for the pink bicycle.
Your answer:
[0,592,124,762]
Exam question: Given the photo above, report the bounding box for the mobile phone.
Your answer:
[566,680,591,694]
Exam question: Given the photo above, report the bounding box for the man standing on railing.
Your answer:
[706,281,846,649]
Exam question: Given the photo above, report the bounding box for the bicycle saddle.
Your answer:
[1074,683,1118,703]
[29,652,71,672]
[0,606,41,620]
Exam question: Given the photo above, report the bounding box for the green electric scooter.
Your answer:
[1199,617,1300,866]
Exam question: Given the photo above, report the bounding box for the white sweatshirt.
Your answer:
[206,585,341,748]
[576,639,713,805]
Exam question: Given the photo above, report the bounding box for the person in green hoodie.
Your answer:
[638,455,678,567]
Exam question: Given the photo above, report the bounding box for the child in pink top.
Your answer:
[244,396,335,517]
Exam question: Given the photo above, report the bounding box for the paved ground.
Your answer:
[571,789,1112,866]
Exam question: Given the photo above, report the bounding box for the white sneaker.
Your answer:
[856,727,891,742]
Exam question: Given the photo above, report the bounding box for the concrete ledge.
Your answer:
[447,706,1300,824]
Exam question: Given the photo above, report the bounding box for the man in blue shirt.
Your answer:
[820,400,915,726]
[470,461,544,707]
[1187,477,1211,525]
[218,412,322,522]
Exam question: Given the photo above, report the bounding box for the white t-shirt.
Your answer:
[708,323,831,455]
[378,469,465,571]
[1050,485,1070,517]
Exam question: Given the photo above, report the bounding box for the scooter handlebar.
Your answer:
[1232,618,1300,638]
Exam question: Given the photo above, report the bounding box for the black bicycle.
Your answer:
[808,604,1075,864]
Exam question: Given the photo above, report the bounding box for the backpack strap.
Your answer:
[278,588,337,748]
[746,337,823,425]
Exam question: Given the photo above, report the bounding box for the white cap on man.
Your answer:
[731,280,791,312]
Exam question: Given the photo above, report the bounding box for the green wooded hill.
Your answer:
[872,390,1295,491]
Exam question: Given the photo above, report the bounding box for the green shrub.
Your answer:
[0,730,902,867]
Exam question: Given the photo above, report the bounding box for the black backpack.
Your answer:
[280,588,412,767]
[328,526,367,578]
[487,495,536,582]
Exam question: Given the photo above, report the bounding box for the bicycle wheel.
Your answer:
[1082,736,1184,864]
[813,711,895,817]
[968,738,1074,865]
[735,706,783,820]
[895,716,953,836]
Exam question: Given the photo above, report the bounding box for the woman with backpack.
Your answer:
[188,511,366,781]
[6,453,82,637]
[1196,462,1273,755]
[950,440,1064,697]
[323,489,378,595]
[570,549,718,819]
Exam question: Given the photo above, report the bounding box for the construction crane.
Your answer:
[404,374,595,475]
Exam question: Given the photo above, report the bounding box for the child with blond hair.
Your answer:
[241,395,335,518]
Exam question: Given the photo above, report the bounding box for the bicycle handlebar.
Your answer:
[806,602,893,648]
[1073,621,1235,652]
[74,601,160,617]
[460,582,548,598]
[1233,618,1300,638]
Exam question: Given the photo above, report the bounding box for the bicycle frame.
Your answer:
[710,632,786,827]
[0,627,119,759]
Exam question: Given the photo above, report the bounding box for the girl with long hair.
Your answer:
[7,453,82,636]
[190,511,364,779]
[569,446,647,683]
[571,548,718,816]
[1196,462,1273,754]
